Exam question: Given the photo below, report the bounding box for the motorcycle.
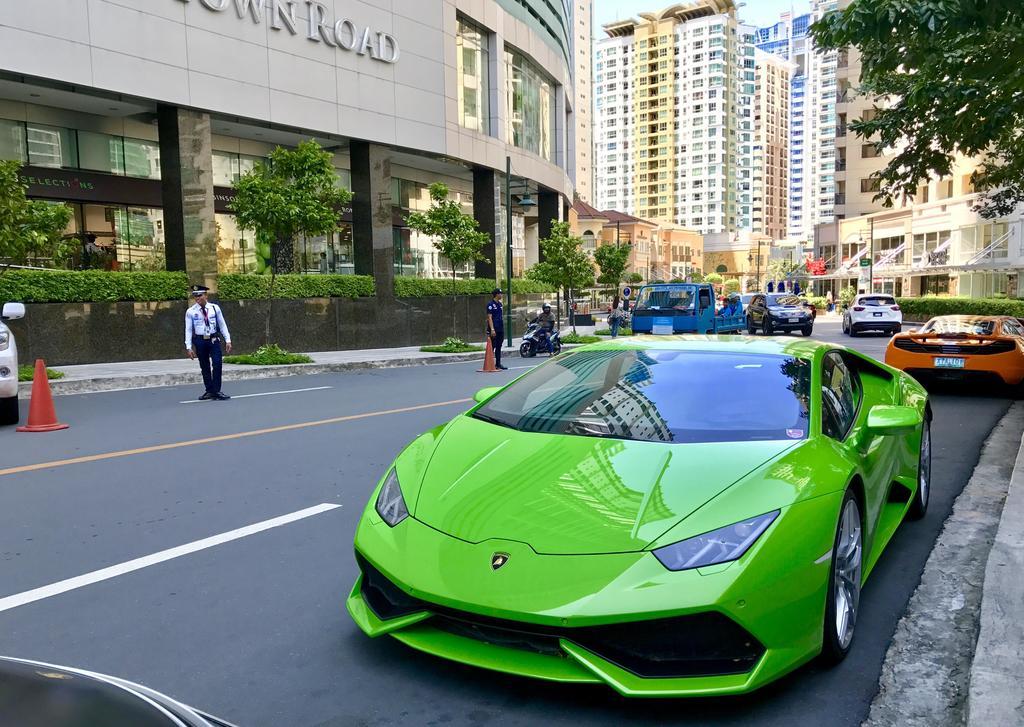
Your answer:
[520,323,562,358]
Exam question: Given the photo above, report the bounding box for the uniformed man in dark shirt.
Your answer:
[486,288,508,370]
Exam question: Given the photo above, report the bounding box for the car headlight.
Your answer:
[375,469,409,527]
[0,331,8,351]
[653,511,779,571]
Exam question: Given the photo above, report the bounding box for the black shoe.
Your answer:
[214,392,231,400]
[199,392,214,401]
[497,365,509,370]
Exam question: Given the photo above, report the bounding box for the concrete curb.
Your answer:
[864,403,1024,727]
[967,426,1024,725]
[18,350,492,397]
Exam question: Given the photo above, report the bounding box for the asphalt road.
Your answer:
[0,321,1011,727]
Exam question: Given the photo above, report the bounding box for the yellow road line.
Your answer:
[0,398,471,478]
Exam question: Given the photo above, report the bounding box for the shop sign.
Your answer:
[19,167,162,208]
[176,0,400,64]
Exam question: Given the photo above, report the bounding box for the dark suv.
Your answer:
[746,294,815,336]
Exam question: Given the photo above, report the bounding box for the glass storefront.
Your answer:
[391,177,476,279]
[505,48,556,161]
[959,221,1009,263]
[457,19,490,134]
[53,202,167,271]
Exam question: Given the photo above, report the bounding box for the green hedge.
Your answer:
[393,277,555,297]
[895,296,1024,320]
[0,270,189,303]
[217,273,374,300]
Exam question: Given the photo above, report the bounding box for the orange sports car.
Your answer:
[885,315,1024,389]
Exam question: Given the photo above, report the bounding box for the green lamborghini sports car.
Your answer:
[346,337,931,697]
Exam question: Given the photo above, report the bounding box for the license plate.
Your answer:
[873,312,883,317]
[934,357,965,369]
[789,318,799,323]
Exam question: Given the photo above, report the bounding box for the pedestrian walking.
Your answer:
[486,288,508,370]
[608,296,624,338]
[826,290,834,313]
[185,284,232,401]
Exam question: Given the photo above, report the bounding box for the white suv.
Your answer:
[843,294,902,337]
[0,302,25,425]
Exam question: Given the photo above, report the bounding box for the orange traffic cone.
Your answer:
[17,359,68,433]
[478,338,499,373]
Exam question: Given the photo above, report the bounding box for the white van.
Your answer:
[0,302,25,425]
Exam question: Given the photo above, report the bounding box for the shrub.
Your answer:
[560,332,601,344]
[895,296,1024,321]
[394,277,555,297]
[419,336,484,353]
[18,365,64,381]
[223,343,313,365]
[217,273,374,300]
[595,327,633,336]
[806,295,828,310]
[0,270,189,303]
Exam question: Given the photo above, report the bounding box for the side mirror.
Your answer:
[1,302,25,321]
[474,386,502,404]
[866,405,922,436]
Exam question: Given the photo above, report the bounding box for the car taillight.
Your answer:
[891,305,900,311]
[853,306,865,311]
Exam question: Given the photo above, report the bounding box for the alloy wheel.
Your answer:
[918,424,931,508]
[833,499,862,650]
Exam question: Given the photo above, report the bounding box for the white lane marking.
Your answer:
[0,503,341,613]
[179,385,332,404]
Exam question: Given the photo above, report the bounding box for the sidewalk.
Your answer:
[22,326,599,396]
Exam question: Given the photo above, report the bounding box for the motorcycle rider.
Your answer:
[531,303,557,353]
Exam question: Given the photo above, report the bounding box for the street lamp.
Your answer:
[505,155,536,348]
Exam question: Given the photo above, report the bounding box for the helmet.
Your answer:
[729,292,741,301]
[542,303,551,311]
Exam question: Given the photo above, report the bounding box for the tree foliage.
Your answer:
[527,221,595,331]
[767,259,810,289]
[724,278,741,295]
[405,182,490,338]
[0,160,73,274]
[702,272,724,285]
[810,0,1024,217]
[593,241,632,291]
[230,140,352,274]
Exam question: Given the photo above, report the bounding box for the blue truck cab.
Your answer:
[630,283,746,335]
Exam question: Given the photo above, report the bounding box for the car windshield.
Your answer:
[767,295,802,307]
[859,296,896,307]
[921,318,996,335]
[633,286,695,311]
[473,349,811,443]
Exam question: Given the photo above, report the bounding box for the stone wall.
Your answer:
[8,295,548,366]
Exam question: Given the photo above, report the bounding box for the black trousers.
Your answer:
[194,337,223,394]
[491,333,503,367]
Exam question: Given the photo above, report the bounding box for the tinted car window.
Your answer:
[859,296,896,307]
[921,318,995,335]
[821,353,860,441]
[1001,320,1023,337]
[634,286,695,311]
[474,349,812,443]
[767,295,802,306]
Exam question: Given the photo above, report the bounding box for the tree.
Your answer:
[231,140,352,275]
[230,140,351,342]
[526,221,595,332]
[0,160,72,275]
[767,259,809,290]
[405,182,490,338]
[810,0,1024,217]
[593,241,631,298]
[724,278,741,295]
[703,272,724,286]
[627,272,644,284]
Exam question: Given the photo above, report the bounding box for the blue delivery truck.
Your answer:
[630,283,746,335]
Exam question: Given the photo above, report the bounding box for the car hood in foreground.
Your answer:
[407,415,799,555]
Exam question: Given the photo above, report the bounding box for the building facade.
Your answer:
[0,0,577,289]
[593,0,755,246]
[573,0,594,203]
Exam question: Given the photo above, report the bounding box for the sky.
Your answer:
[593,0,810,32]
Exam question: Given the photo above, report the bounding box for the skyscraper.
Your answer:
[574,0,595,203]
[594,0,755,251]
[751,49,792,242]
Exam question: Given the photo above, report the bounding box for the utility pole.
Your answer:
[505,156,513,348]
[868,217,874,294]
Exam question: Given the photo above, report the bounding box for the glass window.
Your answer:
[239,154,261,177]
[0,118,26,162]
[1000,319,1022,337]
[215,214,257,274]
[634,284,696,311]
[213,151,239,186]
[78,131,125,175]
[505,47,556,161]
[921,317,995,335]
[457,18,490,134]
[857,295,896,307]
[117,207,165,270]
[26,123,76,168]
[473,349,812,444]
[123,138,160,179]
[821,353,860,441]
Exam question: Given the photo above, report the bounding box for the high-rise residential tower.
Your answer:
[751,49,792,241]
[594,0,755,250]
[754,3,837,244]
[574,0,595,202]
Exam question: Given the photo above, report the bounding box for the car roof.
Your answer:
[855,293,895,300]
[573,335,828,360]
[926,314,1008,323]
